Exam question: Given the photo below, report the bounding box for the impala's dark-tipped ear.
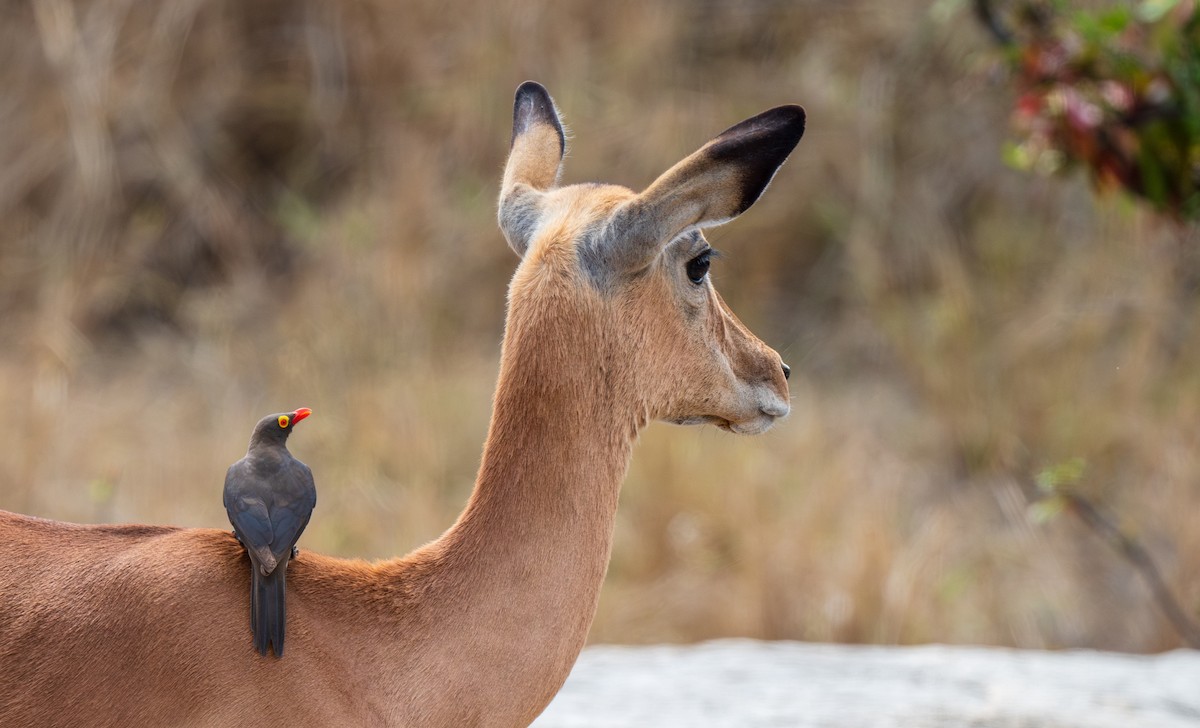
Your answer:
[498,81,567,258]
[705,105,806,215]
[603,105,805,271]
[510,81,565,161]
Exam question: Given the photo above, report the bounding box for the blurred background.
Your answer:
[1,0,1197,653]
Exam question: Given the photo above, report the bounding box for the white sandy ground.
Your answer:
[533,640,1200,728]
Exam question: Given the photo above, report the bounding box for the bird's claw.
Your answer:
[291,546,300,559]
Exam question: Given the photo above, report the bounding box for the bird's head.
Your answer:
[249,407,312,447]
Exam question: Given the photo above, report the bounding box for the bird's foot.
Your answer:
[291,546,300,559]
[231,530,243,545]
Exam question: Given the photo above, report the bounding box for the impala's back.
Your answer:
[0,514,385,726]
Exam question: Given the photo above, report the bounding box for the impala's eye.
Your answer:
[686,250,711,285]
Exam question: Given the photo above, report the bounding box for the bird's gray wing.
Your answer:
[224,464,279,571]
[267,461,317,563]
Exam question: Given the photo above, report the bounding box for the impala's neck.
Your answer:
[395,284,645,720]
[449,333,637,598]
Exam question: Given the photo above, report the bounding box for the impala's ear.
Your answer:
[603,105,805,271]
[498,81,566,258]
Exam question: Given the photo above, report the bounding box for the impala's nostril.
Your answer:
[781,362,791,380]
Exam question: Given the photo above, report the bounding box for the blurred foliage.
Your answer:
[1029,456,1086,522]
[981,0,1200,217]
[1,0,1199,652]
[1035,456,1087,493]
[1030,454,1200,647]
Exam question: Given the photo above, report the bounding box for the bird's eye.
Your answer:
[686,250,711,285]
[278,415,290,429]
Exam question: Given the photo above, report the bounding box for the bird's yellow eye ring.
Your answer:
[278,415,290,429]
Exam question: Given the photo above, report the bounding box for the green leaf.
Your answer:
[1002,141,1034,171]
[1074,8,1133,43]
[1137,144,1170,209]
[1099,8,1132,34]
[1138,0,1181,24]
[1029,496,1067,524]
[88,477,115,504]
[1036,457,1087,493]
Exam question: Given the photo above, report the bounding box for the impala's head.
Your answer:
[497,82,804,435]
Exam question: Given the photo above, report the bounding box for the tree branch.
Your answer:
[1062,491,1200,649]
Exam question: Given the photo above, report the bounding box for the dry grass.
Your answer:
[0,0,1197,651]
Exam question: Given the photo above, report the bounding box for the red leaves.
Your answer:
[991,1,1200,218]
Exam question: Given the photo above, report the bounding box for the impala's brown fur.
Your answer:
[0,82,804,727]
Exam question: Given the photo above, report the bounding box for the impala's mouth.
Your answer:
[722,415,779,435]
[669,414,779,435]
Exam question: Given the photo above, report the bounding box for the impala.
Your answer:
[0,81,804,726]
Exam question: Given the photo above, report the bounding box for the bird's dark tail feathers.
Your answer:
[250,562,288,657]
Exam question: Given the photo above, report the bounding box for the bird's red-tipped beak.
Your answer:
[291,407,312,424]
